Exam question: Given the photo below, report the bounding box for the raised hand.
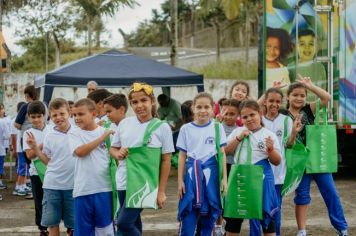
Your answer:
[216,108,227,123]
[25,132,38,150]
[297,74,314,89]
[292,114,303,133]
[272,78,288,89]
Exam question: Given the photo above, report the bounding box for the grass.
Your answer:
[189,59,258,80]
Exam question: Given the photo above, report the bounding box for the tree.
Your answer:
[72,0,136,55]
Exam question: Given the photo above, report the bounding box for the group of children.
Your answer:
[0,78,348,236]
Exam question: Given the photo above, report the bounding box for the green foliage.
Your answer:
[189,59,257,80]
[11,37,79,72]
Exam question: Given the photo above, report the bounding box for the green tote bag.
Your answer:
[126,118,163,209]
[281,117,309,197]
[33,159,46,183]
[306,100,338,174]
[103,120,118,219]
[224,136,263,219]
[214,122,224,208]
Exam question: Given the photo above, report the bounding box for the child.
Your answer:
[109,82,174,236]
[266,27,293,90]
[26,98,75,236]
[288,29,327,97]
[215,81,249,115]
[23,101,50,236]
[67,100,76,126]
[177,92,228,236]
[250,88,302,236]
[69,98,114,236]
[181,100,193,124]
[103,93,128,129]
[283,77,348,236]
[0,109,10,191]
[87,88,112,124]
[224,99,281,236]
[12,101,31,196]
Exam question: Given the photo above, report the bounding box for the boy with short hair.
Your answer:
[103,93,128,128]
[27,98,75,236]
[23,101,50,236]
[87,88,112,124]
[69,98,114,236]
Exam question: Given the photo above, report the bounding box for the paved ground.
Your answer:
[0,169,355,235]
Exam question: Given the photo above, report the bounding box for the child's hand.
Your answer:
[216,109,227,123]
[297,74,314,89]
[103,129,114,139]
[236,129,250,141]
[272,78,288,89]
[221,178,228,196]
[26,132,38,150]
[292,114,303,133]
[115,147,128,160]
[97,120,105,126]
[265,136,274,153]
[157,191,167,209]
[178,180,185,199]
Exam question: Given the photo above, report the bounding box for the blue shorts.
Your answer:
[17,152,28,176]
[41,189,74,228]
[0,156,4,175]
[74,192,114,236]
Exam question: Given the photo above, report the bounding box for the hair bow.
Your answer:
[130,83,153,95]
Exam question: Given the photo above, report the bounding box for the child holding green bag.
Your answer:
[224,100,281,236]
[284,77,348,236]
[110,82,174,236]
[177,92,228,236]
[251,88,302,236]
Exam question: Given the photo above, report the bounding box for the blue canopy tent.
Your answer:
[35,49,204,103]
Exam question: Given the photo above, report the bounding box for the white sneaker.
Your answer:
[12,188,27,196]
[337,230,348,236]
[297,230,307,236]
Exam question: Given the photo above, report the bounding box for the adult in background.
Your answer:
[157,94,182,148]
[87,80,98,94]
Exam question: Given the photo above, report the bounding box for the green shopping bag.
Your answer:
[282,142,309,197]
[103,120,118,218]
[126,118,163,209]
[214,122,224,208]
[281,116,309,197]
[306,100,338,173]
[33,159,46,183]
[224,136,263,219]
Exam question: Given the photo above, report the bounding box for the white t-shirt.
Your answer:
[262,114,293,185]
[2,116,12,149]
[228,127,281,165]
[23,126,51,176]
[176,120,227,162]
[69,126,112,197]
[10,118,22,152]
[42,125,76,190]
[111,117,175,190]
[0,118,10,156]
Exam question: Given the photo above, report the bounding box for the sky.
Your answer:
[3,0,166,55]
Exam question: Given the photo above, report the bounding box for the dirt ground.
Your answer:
[0,168,355,236]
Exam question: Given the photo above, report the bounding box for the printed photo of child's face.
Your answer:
[298,35,316,62]
[266,36,281,63]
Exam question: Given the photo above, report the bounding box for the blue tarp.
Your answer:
[35,49,204,103]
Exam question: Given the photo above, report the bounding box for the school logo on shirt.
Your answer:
[276,130,283,137]
[258,141,265,150]
[100,141,107,150]
[205,137,215,145]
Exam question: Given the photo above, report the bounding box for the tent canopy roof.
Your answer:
[35,49,203,88]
